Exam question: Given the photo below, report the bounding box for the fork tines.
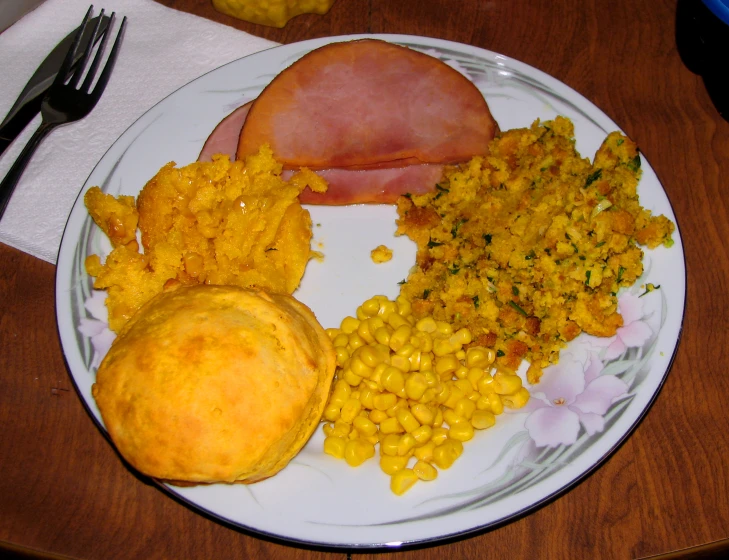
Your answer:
[55,5,127,97]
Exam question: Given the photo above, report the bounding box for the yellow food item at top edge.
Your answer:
[321,294,529,495]
[395,117,674,374]
[84,146,327,333]
[212,0,335,28]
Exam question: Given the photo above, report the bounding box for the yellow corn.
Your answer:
[380,434,400,456]
[413,460,438,481]
[396,408,421,433]
[344,439,375,467]
[353,415,378,437]
[323,436,347,459]
[502,387,530,409]
[493,371,523,395]
[471,409,496,430]
[391,469,419,495]
[321,294,529,495]
[380,455,409,475]
[432,439,463,469]
[414,441,436,462]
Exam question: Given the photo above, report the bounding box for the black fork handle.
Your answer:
[0,120,57,220]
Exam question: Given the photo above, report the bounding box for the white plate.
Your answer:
[55,34,686,549]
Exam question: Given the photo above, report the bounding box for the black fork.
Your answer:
[0,5,127,219]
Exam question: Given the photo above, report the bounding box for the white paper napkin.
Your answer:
[0,0,277,263]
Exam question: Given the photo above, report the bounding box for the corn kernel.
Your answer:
[335,347,350,367]
[442,385,465,409]
[344,439,375,467]
[477,373,495,395]
[489,393,504,415]
[340,398,362,423]
[381,367,405,394]
[378,300,398,318]
[435,321,453,337]
[449,422,474,442]
[341,316,360,334]
[396,295,412,316]
[431,427,449,445]
[333,333,349,348]
[360,298,380,317]
[454,365,469,380]
[411,425,433,445]
[396,408,421,433]
[390,324,413,351]
[407,349,422,370]
[466,367,485,389]
[387,312,409,329]
[352,415,378,438]
[433,338,455,357]
[380,455,409,475]
[502,387,530,409]
[332,420,352,438]
[414,440,436,462]
[397,433,417,456]
[443,409,467,427]
[326,327,341,340]
[432,439,463,469]
[380,416,404,434]
[435,355,459,377]
[405,372,428,400]
[342,369,363,387]
[415,317,437,333]
[323,403,341,422]
[493,371,523,395]
[374,327,391,346]
[374,392,398,411]
[323,436,347,459]
[347,333,365,350]
[380,433,400,456]
[413,460,438,481]
[369,409,388,424]
[420,352,434,372]
[471,409,496,430]
[391,468,419,495]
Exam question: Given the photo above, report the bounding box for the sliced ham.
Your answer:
[286,164,445,205]
[198,104,446,205]
[198,102,252,162]
[237,39,498,169]
[199,40,500,205]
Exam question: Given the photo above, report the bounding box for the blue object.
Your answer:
[702,0,729,25]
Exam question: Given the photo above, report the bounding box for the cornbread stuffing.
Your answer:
[396,117,674,378]
[85,146,327,332]
[371,245,393,263]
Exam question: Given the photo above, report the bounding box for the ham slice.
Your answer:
[237,39,498,169]
[199,40,500,204]
[198,102,252,162]
[198,107,444,205]
[288,165,445,205]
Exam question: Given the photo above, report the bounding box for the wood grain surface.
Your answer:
[2,0,729,558]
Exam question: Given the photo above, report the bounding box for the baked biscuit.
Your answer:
[92,285,335,484]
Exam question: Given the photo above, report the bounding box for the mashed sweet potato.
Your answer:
[85,146,327,332]
[396,117,674,378]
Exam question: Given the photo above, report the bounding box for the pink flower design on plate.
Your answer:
[77,290,115,369]
[523,350,629,448]
[604,292,653,361]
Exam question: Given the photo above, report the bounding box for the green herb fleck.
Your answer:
[509,300,528,316]
[451,218,468,238]
[397,279,406,285]
[427,239,444,248]
[435,183,450,193]
[579,255,586,261]
[525,250,536,260]
[472,295,480,308]
[627,154,641,172]
[617,138,624,146]
[595,241,606,248]
[423,289,431,299]
[584,169,603,188]
[512,286,519,296]
[265,247,278,252]
[403,192,412,199]
[450,265,461,275]
[483,233,492,245]
[617,265,626,284]
[585,270,592,286]
[496,349,505,357]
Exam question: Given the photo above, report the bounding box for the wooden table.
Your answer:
[2,0,728,558]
